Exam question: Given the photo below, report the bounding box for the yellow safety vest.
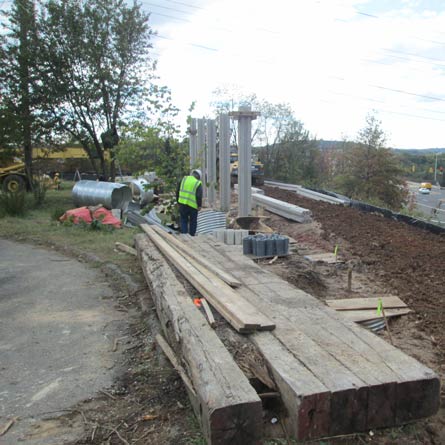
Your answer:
[178,176,201,209]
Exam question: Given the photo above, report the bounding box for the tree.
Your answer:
[335,113,408,210]
[0,0,39,177]
[35,0,156,179]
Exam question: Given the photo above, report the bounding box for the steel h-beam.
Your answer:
[229,105,259,216]
[197,118,207,200]
[218,114,231,212]
[206,119,217,207]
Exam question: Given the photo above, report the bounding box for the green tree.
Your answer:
[35,0,156,179]
[117,121,188,191]
[335,113,408,210]
[0,0,39,177]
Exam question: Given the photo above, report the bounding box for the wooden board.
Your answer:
[338,308,412,323]
[304,252,342,263]
[141,225,274,333]
[325,296,408,311]
[149,225,241,287]
[135,234,263,444]
[200,298,216,328]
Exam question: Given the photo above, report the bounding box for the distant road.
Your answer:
[407,182,445,225]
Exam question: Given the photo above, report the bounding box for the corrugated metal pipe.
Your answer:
[72,180,132,210]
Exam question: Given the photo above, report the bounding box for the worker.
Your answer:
[176,169,202,236]
[53,172,61,190]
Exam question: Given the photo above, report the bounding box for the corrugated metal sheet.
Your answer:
[196,210,226,234]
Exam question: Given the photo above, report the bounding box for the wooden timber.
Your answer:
[135,235,262,445]
[338,308,411,323]
[200,298,216,328]
[182,236,440,437]
[325,296,408,311]
[149,225,242,287]
[141,224,274,333]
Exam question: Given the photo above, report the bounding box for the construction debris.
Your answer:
[115,242,137,256]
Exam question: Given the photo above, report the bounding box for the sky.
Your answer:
[141,0,445,149]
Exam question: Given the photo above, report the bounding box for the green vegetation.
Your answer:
[0,185,139,272]
[331,114,408,210]
[0,191,26,217]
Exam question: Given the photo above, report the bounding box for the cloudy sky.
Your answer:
[142,0,445,149]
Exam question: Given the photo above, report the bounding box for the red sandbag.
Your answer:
[59,207,93,224]
[92,207,122,228]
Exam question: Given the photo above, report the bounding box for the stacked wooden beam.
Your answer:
[136,232,440,443]
[251,193,312,223]
[177,237,440,440]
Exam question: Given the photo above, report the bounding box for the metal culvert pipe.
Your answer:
[128,178,154,206]
[72,180,132,210]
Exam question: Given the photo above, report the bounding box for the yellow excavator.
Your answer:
[229,147,265,186]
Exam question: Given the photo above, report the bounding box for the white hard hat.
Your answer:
[192,169,202,180]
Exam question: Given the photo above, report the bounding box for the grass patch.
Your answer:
[0,182,140,273]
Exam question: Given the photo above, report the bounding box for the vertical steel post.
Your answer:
[197,118,207,200]
[206,119,217,207]
[229,105,259,217]
[218,114,231,212]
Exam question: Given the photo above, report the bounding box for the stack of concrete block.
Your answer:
[212,229,249,245]
[251,193,312,223]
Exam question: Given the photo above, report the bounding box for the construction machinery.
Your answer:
[229,147,264,186]
[0,161,30,192]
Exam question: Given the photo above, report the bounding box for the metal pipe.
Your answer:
[72,180,132,210]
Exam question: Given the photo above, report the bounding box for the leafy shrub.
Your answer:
[0,191,27,217]
[32,179,49,207]
[51,207,67,221]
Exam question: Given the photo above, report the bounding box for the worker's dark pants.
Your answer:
[179,204,198,236]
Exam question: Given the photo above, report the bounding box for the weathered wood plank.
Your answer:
[337,308,411,323]
[115,241,137,256]
[201,298,216,328]
[135,234,263,445]
[150,225,242,287]
[142,225,274,332]
[325,296,408,311]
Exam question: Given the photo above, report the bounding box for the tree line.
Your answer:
[0,0,179,181]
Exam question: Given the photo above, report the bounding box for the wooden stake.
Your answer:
[200,298,216,328]
[381,306,394,345]
[155,334,196,396]
[347,267,352,292]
